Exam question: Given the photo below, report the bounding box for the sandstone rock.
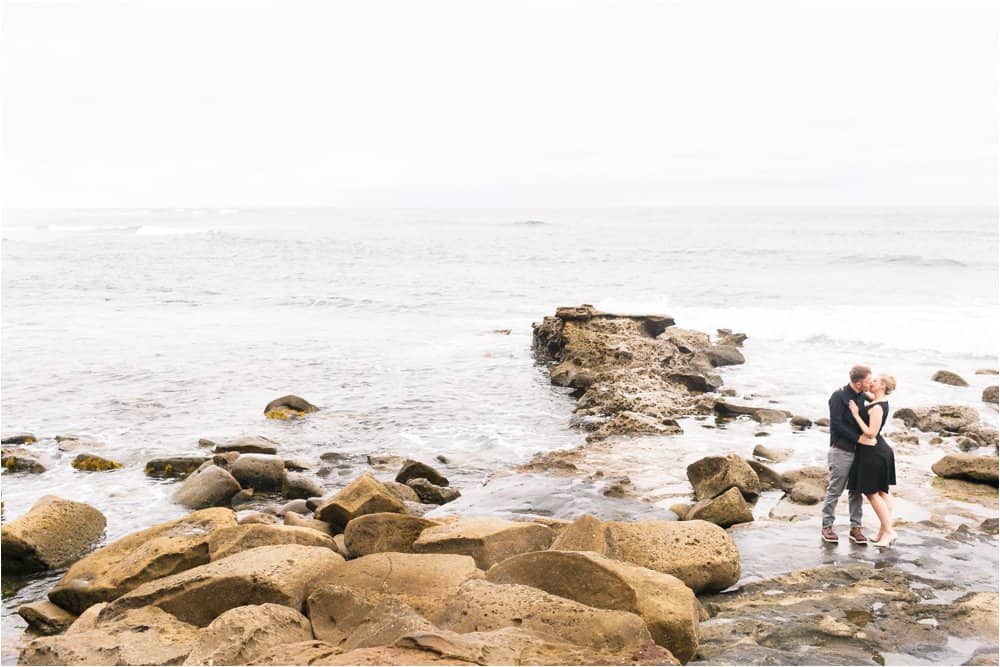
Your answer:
[284,512,334,535]
[264,394,318,419]
[752,444,791,462]
[486,550,699,662]
[183,603,313,665]
[407,478,461,505]
[396,459,449,486]
[20,606,200,666]
[1,447,48,473]
[284,471,323,499]
[752,408,788,425]
[17,600,77,635]
[790,415,812,430]
[368,454,407,470]
[145,456,209,478]
[100,544,345,626]
[307,584,436,651]
[71,453,122,471]
[344,513,439,557]
[383,480,421,503]
[412,517,554,569]
[815,417,831,427]
[173,464,242,509]
[715,329,747,347]
[214,435,279,455]
[894,405,980,433]
[318,552,483,619]
[984,386,999,404]
[746,460,783,491]
[788,477,827,504]
[705,345,745,367]
[48,508,237,613]
[668,503,691,520]
[251,640,472,665]
[333,534,349,558]
[687,453,761,500]
[207,524,339,560]
[780,466,829,492]
[1,496,106,573]
[551,516,739,594]
[958,424,1000,448]
[231,488,255,506]
[230,454,287,491]
[931,454,999,485]
[239,510,280,525]
[2,432,37,444]
[315,473,408,530]
[933,370,969,386]
[977,369,1000,375]
[686,486,754,527]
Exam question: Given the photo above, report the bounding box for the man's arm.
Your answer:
[828,392,861,444]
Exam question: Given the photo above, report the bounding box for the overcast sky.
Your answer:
[2,0,997,208]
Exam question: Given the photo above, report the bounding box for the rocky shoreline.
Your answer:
[1,306,997,665]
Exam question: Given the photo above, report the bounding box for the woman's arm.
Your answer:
[848,402,883,437]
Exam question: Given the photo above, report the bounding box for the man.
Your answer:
[821,364,872,544]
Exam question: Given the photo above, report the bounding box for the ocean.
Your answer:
[1,207,998,661]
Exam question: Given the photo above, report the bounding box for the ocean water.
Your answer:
[1,207,998,660]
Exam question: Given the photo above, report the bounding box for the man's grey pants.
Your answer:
[821,446,863,528]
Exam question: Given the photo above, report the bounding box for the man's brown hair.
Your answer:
[850,365,872,383]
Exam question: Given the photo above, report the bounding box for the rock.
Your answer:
[230,454,287,491]
[231,488,255,506]
[239,510,279,525]
[955,436,982,451]
[790,415,812,430]
[315,473,408,531]
[48,508,237,613]
[1,447,48,473]
[2,432,37,444]
[550,516,739,594]
[207,524,339,560]
[436,454,451,464]
[17,600,77,635]
[780,466,829,491]
[283,471,324,499]
[145,456,209,478]
[284,458,310,471]
[959,424,1000,448]
[894,405,980,433]
[933,370,969,386]
[214,435,279,455]
[19,606,199,666]
[788,478,827,504]
[687,453,761,500]
[368,454,407,469]
[343,513,439,557]
[251,640,471,665]
[100,544,345,626]
[931,454,999,485]
[668,503,691,520]
[686,486,754,527]
[307,584,436,651]
[183,603,314,665]
[264,394,318,419]
[752,408,787,425]
[280,499,311,515]
[486,550,699,662]
[212,450,241,468]
[715,329,747,347]
[412,517,555,569]
[752,444,791,462]
[705,345,745,367]
[284,512,334,536]
[318,552,484,619]
[984,386,999,404]
[976,369,999,375]
[980,518,999,535]
[71,453,123,471]
[407,478,461,505]
[396,459,449,486]
[173,464,242,509]
[1,496,106,573]
[383,480,421,503]
[815,417,831,427]
[714,401,791,420]
[746,460,783,491]
[963,647,1000,666]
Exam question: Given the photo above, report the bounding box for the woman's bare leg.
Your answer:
[866,493,893,539]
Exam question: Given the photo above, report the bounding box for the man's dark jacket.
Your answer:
[828,384,864,453]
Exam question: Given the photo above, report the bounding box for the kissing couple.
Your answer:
[821,364,899,549]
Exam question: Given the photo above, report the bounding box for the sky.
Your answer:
[1,0,997,208]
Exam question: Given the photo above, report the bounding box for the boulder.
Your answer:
[318,552,484,619]
[550,516,739,593]
[412,517,555,569]
[48,508,237,613]
[230,454,287,491]
[976,369,1000,375]
[1,447,48,473]
[284,471,324,499]
[264,394,318,419]
[17,600,77,635]
[958,424,1000,448]
[790,415,812,430]
[746,460,783,491]
[668,503,691,520]
[280,499,311,515]
[145,456,209,478]
[396,459,449,486]
[486,550,700,662]
[214,435,279,455]
[714,401,791,420]
[284,512,334,536]
[686,453,761,500]
[1,496,106,573]
[984,386,998,404]
[71,453,122,471]
[383,480,421,503]
[931,455,999,485]
[307,584,437,651]
[183,603,313,665]
[207,524,339,560]
[814,417,831,427]
[932,370,969,386]
[1,432,37,444]
[788,478,826,504]
[715,329,747,347]
[20,606,200,666]
[173,464,242,509]
[407,478,461,505]
[100,544,345,627]
[686,486,754,527]
[251,640,471,665]
[231,488,255,506]
[893,405,979,433]
[705,345,745,367]
[752,444,791,462]
[239,510,280,525]
[752,408,787,425]
[315,473,408,530]
[344,513,439,557]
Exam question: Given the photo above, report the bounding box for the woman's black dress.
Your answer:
[848,400,897,495]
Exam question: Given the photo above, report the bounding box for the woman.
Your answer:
[847,375,898,548]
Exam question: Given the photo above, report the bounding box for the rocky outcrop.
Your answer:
[207,524,339,560]
[532,305,732,441]
[264,394,318,420]
[894,405,980,433]
[686,486,754,527]
[411,517,555,569]
[686,453,761,501]
[48,508,237,613]
[315,473,408,530]
[931,454,999,485]
[1,496,106,573]
[183,603,314,665]
[933,370,969,386]
[343,513,439,557]
[173,464,242,509]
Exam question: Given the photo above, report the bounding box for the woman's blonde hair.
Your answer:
[880,375,896,395]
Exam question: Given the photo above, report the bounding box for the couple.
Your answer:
[821,364,898,548]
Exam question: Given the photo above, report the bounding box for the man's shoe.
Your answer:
[849,528,869,545]
[821,527,839,543]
